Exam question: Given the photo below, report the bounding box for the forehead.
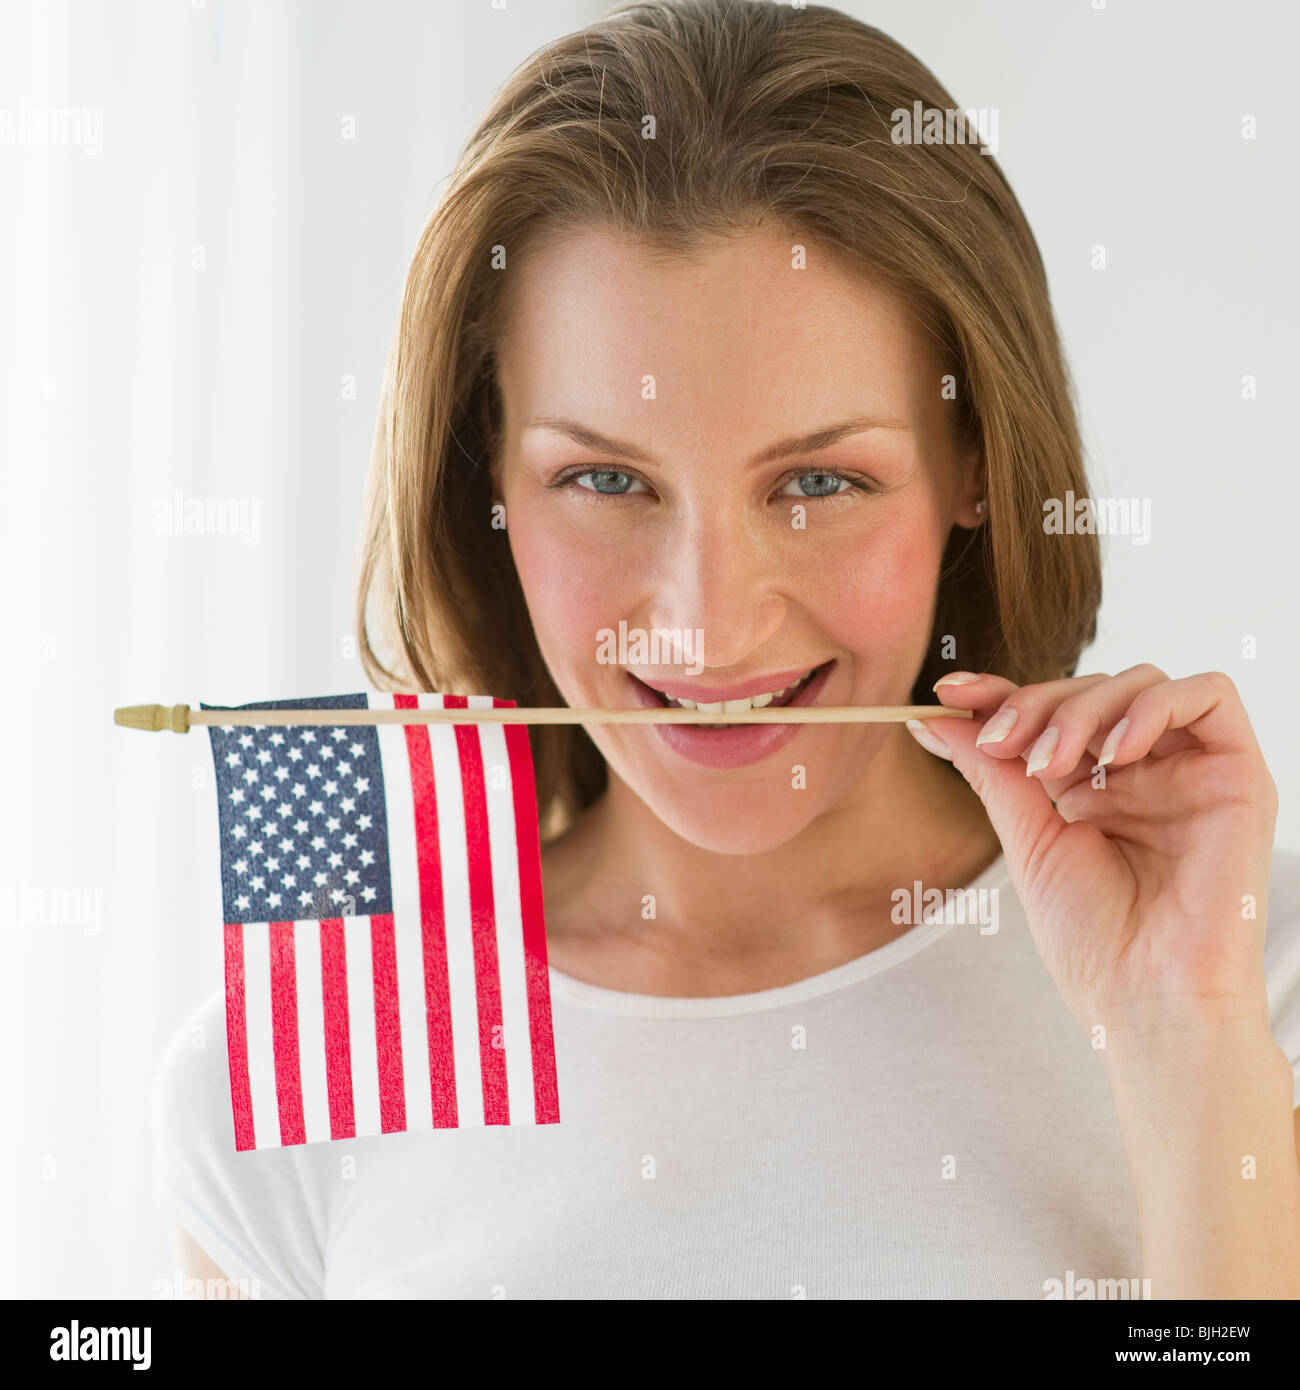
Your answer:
[494,221,937,427]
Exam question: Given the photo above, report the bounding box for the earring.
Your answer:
[974,496,987,519]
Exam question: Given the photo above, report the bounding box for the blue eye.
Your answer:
[781,471,854,498]
[574,469,643,495]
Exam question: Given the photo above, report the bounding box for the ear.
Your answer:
[487,450,501,502]
[952,440,986,530]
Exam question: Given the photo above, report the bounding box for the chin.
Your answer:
[631,769,837,857]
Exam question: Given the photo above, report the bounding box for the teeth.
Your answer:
[655,666,819,712]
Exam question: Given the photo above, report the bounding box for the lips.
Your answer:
[636,666,823,714]
[624,659,836,768]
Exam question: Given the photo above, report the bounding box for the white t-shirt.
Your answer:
[152,847,1300,1299]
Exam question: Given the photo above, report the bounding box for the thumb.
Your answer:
[905,714,1059,886]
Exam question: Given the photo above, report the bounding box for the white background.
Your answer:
[2,0,1297,1296]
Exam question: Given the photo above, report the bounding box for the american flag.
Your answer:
[201,692,560,1151]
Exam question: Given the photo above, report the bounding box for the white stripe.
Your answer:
[426,694,485,1127]
[477,716,536,1124]
[373,694,434,1133]
[293,921,330,1144]
[241,922,278,1149]
[344,914,381,1138]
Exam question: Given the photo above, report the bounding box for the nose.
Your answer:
[644,502,787,669]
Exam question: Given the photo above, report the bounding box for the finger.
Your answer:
[1021,663,1171,783]
[1090,670,1264,766]
[938,672,1114,763]
[910,710,1062,893]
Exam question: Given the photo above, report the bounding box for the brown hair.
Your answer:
[355,0,1101,840]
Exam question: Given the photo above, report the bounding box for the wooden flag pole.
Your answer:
[114,702,971,733]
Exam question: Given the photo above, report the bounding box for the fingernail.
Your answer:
[932,671,981,691]
[975,707,1018,747]
[1097,716,1129,767]
[1024,725,1060,776]
[906,718,952,760]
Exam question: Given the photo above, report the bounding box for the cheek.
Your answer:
[806,509,945,662]
[505,501,642,676]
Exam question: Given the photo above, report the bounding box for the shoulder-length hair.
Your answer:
[356,0,1101,841]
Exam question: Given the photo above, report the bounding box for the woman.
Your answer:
[155,0,1300,1298]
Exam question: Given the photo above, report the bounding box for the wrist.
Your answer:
[1099,1009,1293,1145]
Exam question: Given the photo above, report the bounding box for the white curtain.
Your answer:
[2,0,602,1299]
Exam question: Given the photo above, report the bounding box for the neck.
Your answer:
[541,729,1002,995]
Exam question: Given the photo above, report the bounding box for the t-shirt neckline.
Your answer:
[545,849,1010,1019]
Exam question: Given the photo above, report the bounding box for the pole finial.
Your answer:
[114,704,191,733]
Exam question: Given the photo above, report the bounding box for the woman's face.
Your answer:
[492,220,982,854]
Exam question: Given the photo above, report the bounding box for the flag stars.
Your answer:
[214,710,390,923]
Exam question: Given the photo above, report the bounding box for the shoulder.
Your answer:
[154,989,231,1144]
[152,989,327,1298]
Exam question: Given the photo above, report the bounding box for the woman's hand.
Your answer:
[910,664,1280,1042]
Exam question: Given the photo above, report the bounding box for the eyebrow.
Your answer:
[522,415,911,467]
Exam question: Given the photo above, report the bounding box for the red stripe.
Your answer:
[369,912,406,1131]
[446,695,510,1125]
[395,693,458,1127]
[268,922,306,1146]
[223,924,257,1151]
[502,715,561,1123]
[319,919,355,1139]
